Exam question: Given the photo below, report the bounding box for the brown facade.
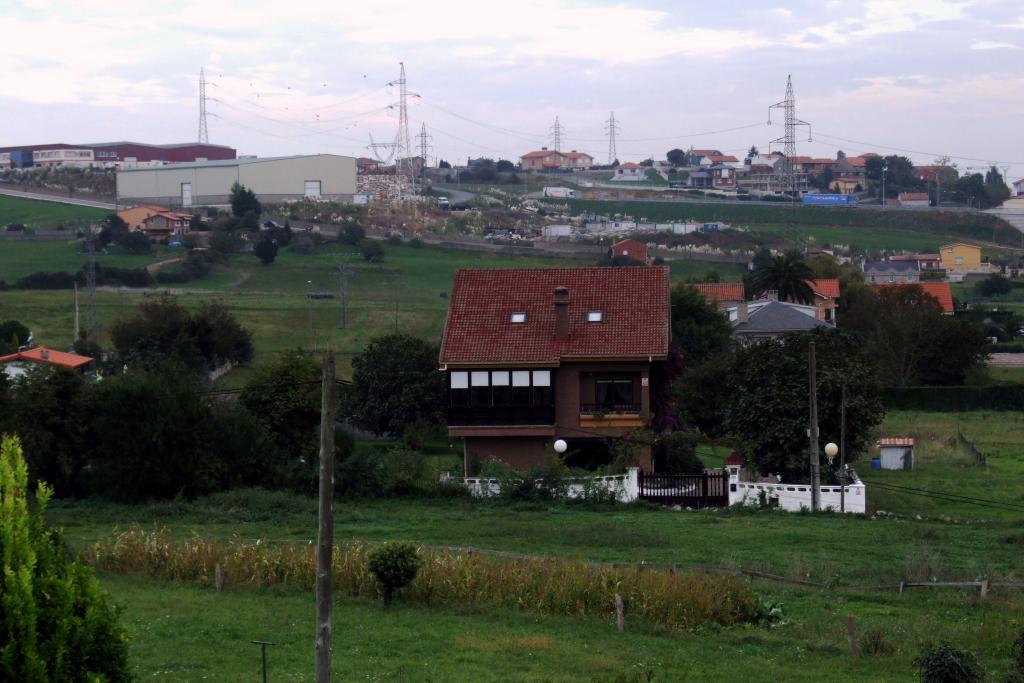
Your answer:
[451,360,654,473]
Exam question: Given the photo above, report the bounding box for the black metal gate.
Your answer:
[638,470,729,508]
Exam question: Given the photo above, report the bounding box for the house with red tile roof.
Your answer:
[610,239,650,264]
[611,162,644,181]
[807,278,840,322]
[871,282,954,314]
[0,347,94,379]
[690,282,745,305]
[520,149,594,170]
[440,267,670,472]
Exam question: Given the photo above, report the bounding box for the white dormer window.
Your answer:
[510,312,526,324]
[587,310,603,323]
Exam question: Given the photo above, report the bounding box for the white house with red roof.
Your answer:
[520,149,594,171]
[611,162,644,181]
[440,267,669,472]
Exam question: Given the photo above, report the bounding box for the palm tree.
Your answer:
[749,254,816,305]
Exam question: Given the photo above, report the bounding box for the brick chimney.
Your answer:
[554,286,570,338]
[736,301,748,324]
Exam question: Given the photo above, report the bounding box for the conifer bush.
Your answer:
[0,435,130,682]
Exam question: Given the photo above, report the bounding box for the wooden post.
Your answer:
[615,594,625,632]
[315,351,337,683]
[214,563,225,592]
[846,614,861,658]
[980,579,989,601]
[840,384,846,514]
[808,342,821,512]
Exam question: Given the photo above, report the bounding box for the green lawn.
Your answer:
[97,571,1024,682]
[0,239,170,281]
[0,194,107,229]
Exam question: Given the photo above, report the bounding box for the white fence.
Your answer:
[729,472,866,514]
[443,468,640,503]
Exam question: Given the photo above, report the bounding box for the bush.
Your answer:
[359,238,385,262]
[860,627,895,656]
[0,435,131,681]
[368,542,423,605]
[339,223,366,245]
[401,416,443,451]
[117,230,152,254]
[15,271,76,289]
[915,643,984,683]
[336,447,428,498]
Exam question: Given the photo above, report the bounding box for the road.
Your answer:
[0,186,117,211]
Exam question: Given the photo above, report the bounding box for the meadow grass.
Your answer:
[0,194,108,229]
[100,570,1024,682]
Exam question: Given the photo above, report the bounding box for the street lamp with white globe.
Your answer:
[553,439,567,455]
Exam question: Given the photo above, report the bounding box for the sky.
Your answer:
[3,0,1024,180]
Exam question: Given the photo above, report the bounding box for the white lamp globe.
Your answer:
[824,442,839,463]
[553,439,568,454]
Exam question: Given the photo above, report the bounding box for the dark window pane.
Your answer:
[470,386,490,406]
[614,380,633,404]
[450,388,469,407]
[492,385,511,406]
[512,386,531,406]
[532,386,552,406]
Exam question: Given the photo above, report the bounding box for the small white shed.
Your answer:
[878,437,914,470]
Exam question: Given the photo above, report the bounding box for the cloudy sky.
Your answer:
[3,0,1023,179]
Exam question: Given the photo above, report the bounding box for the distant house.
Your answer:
[439,267,670,472]
[897,192,930,207]
[872,282,955,314]
[520,148,593,171]
[690,282,746,306]
[611,162,644,181]
[803,247,834,257]
[863,261,920,284]
[117,204,191,240]
[890,253,942,272]
[699,154,739,168]
[1014,179,1024,197]
[0,347,93,380]
[728,300,835,342]
[940,242,982,274]
[610,239,650,265]
[830,177,861,194]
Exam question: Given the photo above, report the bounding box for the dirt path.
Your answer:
[145,257,182,273]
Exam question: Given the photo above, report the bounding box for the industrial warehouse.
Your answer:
[115,154,358,208]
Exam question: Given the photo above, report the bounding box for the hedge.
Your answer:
[883,385,1024,411]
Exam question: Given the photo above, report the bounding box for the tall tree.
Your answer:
[345,334,445,436]
[666,148,687,166]
[748,253,816,304]
[670,283,732,367]
[253,235,279,265]
[229,182,262,218]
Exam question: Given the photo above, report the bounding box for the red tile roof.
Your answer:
[872,282,954,313]
[690,282,745,303]
[563,151,593,160]
[724,450,745,466]
[611,239,648,262]
[808,278,840,299]
[618,162,642,169]
[521,150,555,159]
[0,347,93,369]
[691,149,722,157]
[440,267,670,364]
[879,437,914,447]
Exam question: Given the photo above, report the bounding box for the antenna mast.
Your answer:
[549,116,564,152]
[198,67,209,144]
[605,112,619,165]
[768,75,811,198]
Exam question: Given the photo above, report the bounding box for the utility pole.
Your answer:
[605,112,619,165]
[808,341,821,512]
[840,384,847,514]
[85,232,97,341]
[881,162,888,207]
[417,122,432,169]
[334,257,351,329]
[314,351,337,683]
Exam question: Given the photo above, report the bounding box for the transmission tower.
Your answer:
[417,122,433,169]
[334,256,353,329]
[768,74,812,197]
[549,116,564,152]
[605,112,619,165]
[197,67,209,144]
[387,62,417,197]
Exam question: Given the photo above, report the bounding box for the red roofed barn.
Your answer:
[440,267,670,472]
[610,239,650,265]
[0,347,94,379]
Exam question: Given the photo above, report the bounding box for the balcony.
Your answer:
[579,403,644,429]
[448,404,556,427]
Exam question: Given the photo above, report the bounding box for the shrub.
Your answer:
[368,542,423,606]
[359,238,385,262]
[15,270,76,289]
[860,627,895,656]
[339,223,366,245]
[915,643,984,683]
[0,436,131,681]
[401,416,443,451]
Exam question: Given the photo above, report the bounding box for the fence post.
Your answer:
[846,615,861,658]
[615,593,625,633]
[980,580,989,601]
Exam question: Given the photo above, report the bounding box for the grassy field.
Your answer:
[0,240,741,375]
[48,406,1024,681]
[0,239,170,281]
[0,194,108,228]
[96,571,1023,682]
[557,198,1022,248]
